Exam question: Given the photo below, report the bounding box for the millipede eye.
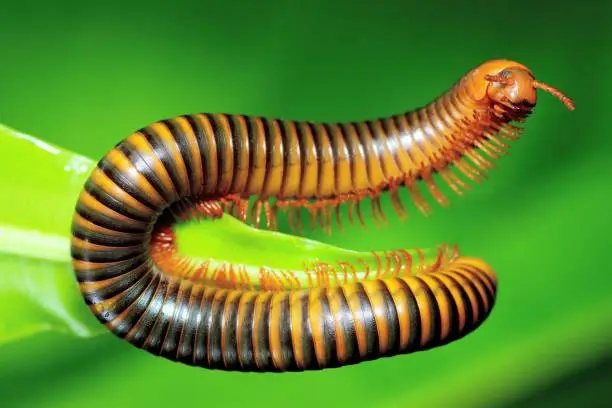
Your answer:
[484,71,512,85]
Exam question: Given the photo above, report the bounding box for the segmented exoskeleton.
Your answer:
[71,59,574,372]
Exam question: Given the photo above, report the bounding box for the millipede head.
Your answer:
[480,60,575,112]
[485,67,538,110]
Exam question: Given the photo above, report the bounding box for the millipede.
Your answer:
[70,59,574,372]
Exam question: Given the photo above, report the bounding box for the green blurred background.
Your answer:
[0,1,610,407]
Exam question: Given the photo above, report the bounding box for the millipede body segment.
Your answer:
[71,59,574,372]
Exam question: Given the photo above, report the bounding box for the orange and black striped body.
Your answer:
[71,59,574,371]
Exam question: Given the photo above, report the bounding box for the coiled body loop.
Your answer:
[71,59,574,371]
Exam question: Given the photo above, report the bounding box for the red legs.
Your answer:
[420,165,450,209]
[158,97,528,280]
[168,197,225,223]
[388,177,407,220]
[148,82,549,298]
[354,196,366,227]
[414,103,529,209]
[334,204,343,231]
[298,245,452,287]
[175,115,518,236]
[250,200,264,228]
[404,177,432,216]
[195,200,225,218]
[440,167,469,196]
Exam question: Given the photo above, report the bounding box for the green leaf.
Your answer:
[0,124,103,343]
